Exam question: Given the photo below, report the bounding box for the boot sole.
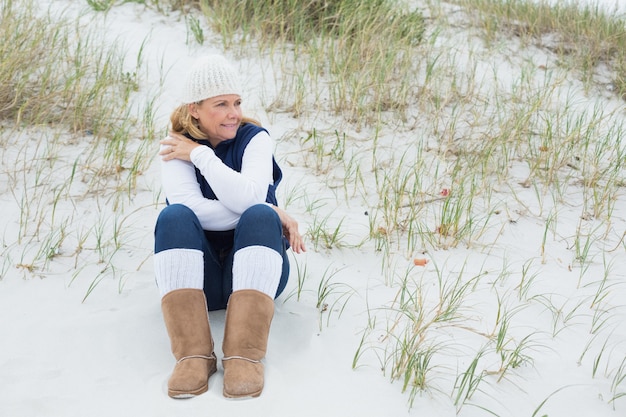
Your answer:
[169,383,208,399]
[223,388,262,399]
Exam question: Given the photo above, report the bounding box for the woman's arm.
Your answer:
[190,131,273,213]
[159,145,241,231]
[159,131,274,229]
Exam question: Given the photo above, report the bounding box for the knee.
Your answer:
[239,204,280,229]
[154,204,204,253]
[234,205,283,251]
[156,204,198,229]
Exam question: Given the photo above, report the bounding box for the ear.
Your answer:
[188,103,199,119]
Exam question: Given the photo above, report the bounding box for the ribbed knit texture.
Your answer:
[154,248,204,298]
[182,54,242,104]
[232,246,282,298]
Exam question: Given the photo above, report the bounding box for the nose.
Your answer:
[227,104,240,118]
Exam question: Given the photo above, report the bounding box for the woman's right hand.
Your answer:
[270,205,306,254]
[159,131,201,162]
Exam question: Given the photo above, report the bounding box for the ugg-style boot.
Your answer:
[161,288,217,398]
[222,289,275,398]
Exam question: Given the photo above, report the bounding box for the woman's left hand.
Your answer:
[270,205,306,254]
[159,131,200,162]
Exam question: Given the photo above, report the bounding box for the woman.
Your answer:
[153,54,305,400]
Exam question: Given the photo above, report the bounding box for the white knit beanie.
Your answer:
[181,54,242,104]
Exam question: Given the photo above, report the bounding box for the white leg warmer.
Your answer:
[232,246,282,298]
[154,248,204,298]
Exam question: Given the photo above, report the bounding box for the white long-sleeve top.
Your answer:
[160,131,274,231]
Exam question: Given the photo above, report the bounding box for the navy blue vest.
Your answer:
[187,123,283,206]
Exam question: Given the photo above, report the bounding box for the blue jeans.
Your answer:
[154,203,289,310]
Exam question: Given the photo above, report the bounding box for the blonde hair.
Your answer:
[170,104,262,140]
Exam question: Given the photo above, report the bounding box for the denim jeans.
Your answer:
[154,203,289,310]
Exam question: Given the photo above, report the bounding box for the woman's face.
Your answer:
[189,94,242,146]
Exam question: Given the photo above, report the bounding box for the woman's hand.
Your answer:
[270,205,306,254]
[159,131,201,162]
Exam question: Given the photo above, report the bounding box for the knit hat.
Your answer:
[181,54,242,104]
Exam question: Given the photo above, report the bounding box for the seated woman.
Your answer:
[153,54,305,399]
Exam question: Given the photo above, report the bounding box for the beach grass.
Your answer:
[1,0,158,293]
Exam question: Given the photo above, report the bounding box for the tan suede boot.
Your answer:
[222,289,275,398]
[161,288,217,398]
